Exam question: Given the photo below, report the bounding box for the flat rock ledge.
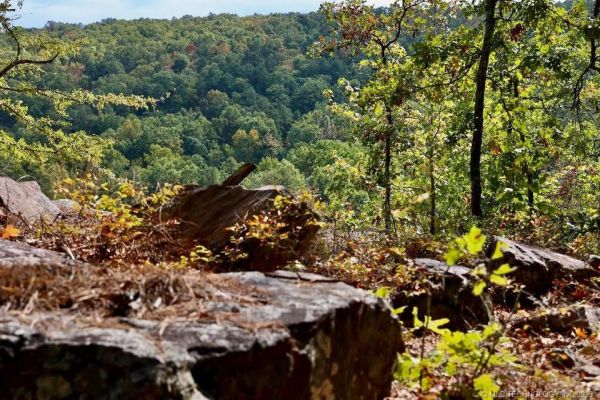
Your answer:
[0,241,403,400]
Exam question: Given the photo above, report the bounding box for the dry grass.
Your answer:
[0,261,264,322]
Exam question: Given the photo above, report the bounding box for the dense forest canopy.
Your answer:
[0,11,364,190]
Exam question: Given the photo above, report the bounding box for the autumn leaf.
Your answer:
[1,224,21,239]
[101,224,115,238]
[574,327,588,340]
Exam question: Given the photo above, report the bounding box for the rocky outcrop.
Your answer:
[0,240,402,400]
[0,177,61,223]
[511,305,600,334]
[488,237,599,295]
[191,272,404,400]
[392,258,492,330]
[53,198,79,215]
[0,314,204,400]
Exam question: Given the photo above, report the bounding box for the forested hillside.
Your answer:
[0,12,363,191]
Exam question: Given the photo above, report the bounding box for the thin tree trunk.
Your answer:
[470,0,498,217]
[429,150,436,235]
[573,0,600,108]
[526,173,534,207]
[384,106,393,233]
[380,48,394,234]
[512,80,535,207]
[594,0,600,58]
[507,79,534,207]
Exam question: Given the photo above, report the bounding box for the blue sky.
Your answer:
[15,0,393,27]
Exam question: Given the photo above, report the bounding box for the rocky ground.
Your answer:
[0,174,599,399]
[308,234,600,399]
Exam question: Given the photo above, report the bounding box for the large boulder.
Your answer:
[0,315,204,400]
[0,240,402,400]
[392,258,492,330]
[0,177,61,223]
[488,237,599,295]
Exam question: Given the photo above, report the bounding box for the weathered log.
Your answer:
[166,184,319,270]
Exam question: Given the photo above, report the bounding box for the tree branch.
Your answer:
[0,21,59,79]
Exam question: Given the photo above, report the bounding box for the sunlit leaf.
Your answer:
[464,226,485,254]
[444,246,461,266]
[1,224,20,239]
[373,286,391,299]
[474,374,499,400]
[472,281,487,296]
[493,263,516,276]
[491,241,506,260]
[489,274,508,286]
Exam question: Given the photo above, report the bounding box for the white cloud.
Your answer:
[16,0,394,27]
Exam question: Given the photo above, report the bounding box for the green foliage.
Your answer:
[315,0,438,232]
[244,157,307,192]
[444,227,518,295]
[308,0,600,249]
[3,0,600,256]
[397,318,515,397]
[45,175,184,264]
[397,315,516,398]
[444,227,486,266]
[222,193,322,269]
[0,8,360,192]
[396,228,518,398]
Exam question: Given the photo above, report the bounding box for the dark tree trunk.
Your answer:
[573,0,600,107]
[380,49,394,235]
[527,173,534,207]
[470,0,498,217]
[594,0,600,51]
